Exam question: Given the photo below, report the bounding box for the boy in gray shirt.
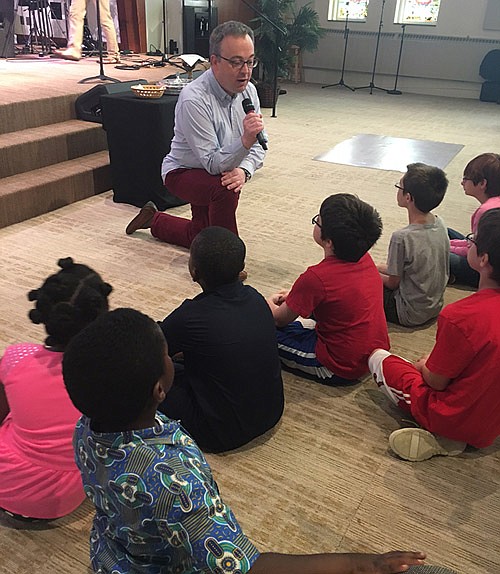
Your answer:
[378,163,449,326]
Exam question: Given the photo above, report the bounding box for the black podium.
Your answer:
[100,91,188,210]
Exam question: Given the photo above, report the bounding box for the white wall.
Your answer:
[299,0,500,98]
[145,0,183,54]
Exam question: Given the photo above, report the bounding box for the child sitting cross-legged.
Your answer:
[0,257,112,521]
[448,152,500,288]
[157,226,284,453]
[267,193,389,385]
[369,208,500,462]
[62,307,427,574]
[378,163,449,327]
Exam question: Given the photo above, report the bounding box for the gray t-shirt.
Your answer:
[387,215,449,326]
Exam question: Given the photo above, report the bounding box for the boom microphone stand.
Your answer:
[79,0,119,84]
[322,3,354,91]
[387,24,406,95]
[354,0,389,94]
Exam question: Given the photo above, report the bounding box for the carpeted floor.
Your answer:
[1,80,500,574]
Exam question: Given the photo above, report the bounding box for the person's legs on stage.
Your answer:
[55,0,87,60]
[54,0,120,63]
[97,0,120,63]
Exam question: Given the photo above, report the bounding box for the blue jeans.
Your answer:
[449,252,479,287]
[447,228,479,288]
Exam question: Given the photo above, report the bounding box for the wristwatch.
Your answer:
[241,168,252,183]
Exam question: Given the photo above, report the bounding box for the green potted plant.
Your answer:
[252,0,325,107]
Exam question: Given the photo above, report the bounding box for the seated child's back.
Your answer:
[268,194,389,383]
[379,163,449,326]
[0,258,112,519]
[63,307,427,573]
[158,227,284,453]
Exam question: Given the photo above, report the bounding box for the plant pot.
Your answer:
[256,83,279,108]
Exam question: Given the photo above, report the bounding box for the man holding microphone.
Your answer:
[126,20,267,249]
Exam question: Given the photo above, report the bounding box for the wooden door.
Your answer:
[116,0,147,53]
[216,0,256,26]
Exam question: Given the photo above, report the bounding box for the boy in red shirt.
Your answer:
[267,193,389,385]
[369,208,500,461]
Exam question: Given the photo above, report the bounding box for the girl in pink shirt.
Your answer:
[0,257,112,520]
[449,153,500,287]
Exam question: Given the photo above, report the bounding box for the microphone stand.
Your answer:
[160,0,168,64]
[354,0,388,94]
[240,0,287,118]
[79,0,119,84]
[322,3,354,91]
[387,24,406,95]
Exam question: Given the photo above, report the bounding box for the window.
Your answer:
[328,0,369,22]
[394,0,442,25]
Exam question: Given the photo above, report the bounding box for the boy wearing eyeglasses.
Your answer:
[377,163,449,326]
[448,152,500,288]
[267,193,389,385]
[369,208,500,461]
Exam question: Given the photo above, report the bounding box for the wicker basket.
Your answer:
[131,84,166,99]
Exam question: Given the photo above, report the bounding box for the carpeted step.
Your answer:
[0,120,108,179]
[0,94,77,135]
[0,151,112,229]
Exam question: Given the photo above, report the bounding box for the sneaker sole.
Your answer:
[389,428,465,462]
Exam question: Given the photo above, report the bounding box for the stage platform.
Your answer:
[0,53,206,229]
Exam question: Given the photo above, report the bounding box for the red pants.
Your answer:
[151,168,240,248]
[369,351,474,445]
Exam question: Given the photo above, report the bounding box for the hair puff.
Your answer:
[27,258,112,348]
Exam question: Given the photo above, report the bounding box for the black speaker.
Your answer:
[75,80,147,123]
[0,0,14,59]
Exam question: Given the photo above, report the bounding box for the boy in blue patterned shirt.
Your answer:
[63,308,426,574]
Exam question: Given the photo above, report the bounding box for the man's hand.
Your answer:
[221,168,246,193]
[241,110,265,150]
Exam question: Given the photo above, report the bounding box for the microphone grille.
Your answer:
[242,98,255,113]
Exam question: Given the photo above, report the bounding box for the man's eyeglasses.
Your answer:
[462,177,472,183]
[312,214,321,228]
[217,55,259,70]
[394,183,405,192]
[465,232,477,247]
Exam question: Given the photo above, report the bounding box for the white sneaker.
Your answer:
[389,427,466,462]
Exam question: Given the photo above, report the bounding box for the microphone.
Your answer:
[242,98,268,150]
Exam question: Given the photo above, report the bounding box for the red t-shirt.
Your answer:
[416,288,500,448]
[286,254,389,379]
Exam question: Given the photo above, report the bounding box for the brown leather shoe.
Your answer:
[126,202,157,235]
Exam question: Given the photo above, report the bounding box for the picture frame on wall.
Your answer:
[394,0,442,25]
[328,0,369,22]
